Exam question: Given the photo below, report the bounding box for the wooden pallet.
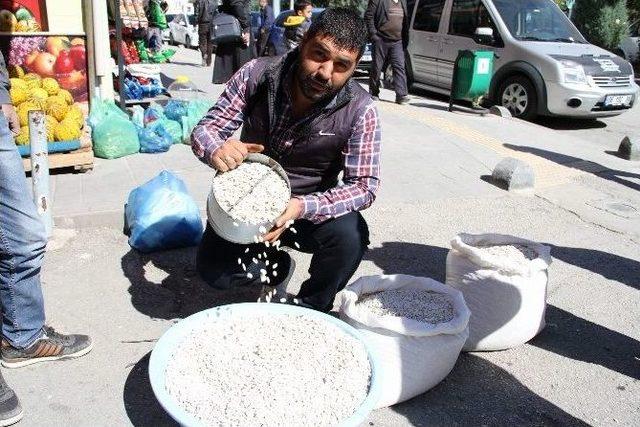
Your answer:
[22,145,94,173]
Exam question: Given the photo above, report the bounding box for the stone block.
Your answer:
[490,105,512,118]
[618,136,639,161]
[491,157,535,191]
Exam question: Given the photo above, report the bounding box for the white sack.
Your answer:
[446,233,552,352]
[337,274,470,408]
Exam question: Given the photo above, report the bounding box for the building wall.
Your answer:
[45,0,85,34]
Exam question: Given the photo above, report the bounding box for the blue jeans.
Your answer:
[0,114,46,349]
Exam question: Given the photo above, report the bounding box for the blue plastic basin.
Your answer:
[149,303,382,427]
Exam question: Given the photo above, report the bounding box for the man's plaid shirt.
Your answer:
[192,59,381,223]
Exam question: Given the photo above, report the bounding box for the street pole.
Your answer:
[28,110,53,238]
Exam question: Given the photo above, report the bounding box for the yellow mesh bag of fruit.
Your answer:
[65,104,84,128]
[17,102,40,127]
[41,78,60,96]
[45,115,58,142]
[9,78,27,91]
[54,118,81,141]
[45,96,69,121]
[57,89,74,105]
[10,87,28,105]
[15,126,30,146]
[23,73,42,90]
[28,88,48,108]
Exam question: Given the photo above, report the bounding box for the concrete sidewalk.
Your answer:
[10,47,639,426]
[49,47,639,241]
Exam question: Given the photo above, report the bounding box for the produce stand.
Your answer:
[111,0,173,112]
[0,0,94,172]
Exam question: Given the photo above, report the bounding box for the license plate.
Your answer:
[604,95,632,106]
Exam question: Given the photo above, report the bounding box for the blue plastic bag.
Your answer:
[124,170,203,253]
[144,104,164,126]
[154,119,182,144]
[139,123,173,153]
[164,100,188,121]
[124,77,144,100]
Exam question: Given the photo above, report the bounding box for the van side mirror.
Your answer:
[474,27,495,45]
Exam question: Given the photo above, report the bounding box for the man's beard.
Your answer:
[297,70,337,102]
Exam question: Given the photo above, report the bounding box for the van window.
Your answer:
[412,0,446,33]
[449,0,496,38]
[492,0,586,42]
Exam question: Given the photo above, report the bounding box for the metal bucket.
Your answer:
[206,153,291,244]
[149,303,383,427]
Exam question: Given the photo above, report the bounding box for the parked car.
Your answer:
[617,19,639,65]
[390,0,639,120]
[168,12,199,48]
[264,7,372,70]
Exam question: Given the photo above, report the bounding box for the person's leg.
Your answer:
[0,115,92,369]
[199,28,208,65]
[389,40,409,101]
[369,39,389,98]
[148,27,162,53]
[205,28,213,66]
[196,224,292,291]
[281,212,370,312]
[0,115,46,350]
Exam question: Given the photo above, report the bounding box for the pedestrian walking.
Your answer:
[146,0,169,55]
[283,0,312,51]
[195,0,218,66]
[192,8,381,313]
[0,52,92,426]
[257,0,275,56]
[211,0,252,84]
[365,0,410,104]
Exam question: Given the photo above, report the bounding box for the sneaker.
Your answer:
[396,95,411,105]
[0,373,22,426]
[1,327,92,369]
[258,258,296,303]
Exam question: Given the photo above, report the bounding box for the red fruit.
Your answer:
[69,45,86,70]
[55,50,74,74]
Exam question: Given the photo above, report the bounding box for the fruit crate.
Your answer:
[21,133,93,173]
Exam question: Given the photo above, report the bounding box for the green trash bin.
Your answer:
[450,50,495,103]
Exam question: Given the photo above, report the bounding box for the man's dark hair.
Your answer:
[294,0,312,13]
[304,8,368,58]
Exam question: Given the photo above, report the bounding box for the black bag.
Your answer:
[210,12,243,45]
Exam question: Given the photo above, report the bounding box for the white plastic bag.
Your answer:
[446,233,552,352]
[337,274,470,408]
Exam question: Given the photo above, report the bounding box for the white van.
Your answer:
[398,0,640,119]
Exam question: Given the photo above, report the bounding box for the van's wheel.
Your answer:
[498,75,538,120]
[185,35,191,49]
[169,33,175,46]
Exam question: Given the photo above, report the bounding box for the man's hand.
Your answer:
[264,198,303,243]
[211,139,264,172]
[242,32,250,46]
[1,104,19,134]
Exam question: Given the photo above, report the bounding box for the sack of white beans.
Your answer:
[337,274,470,408]
[446,233,552,352]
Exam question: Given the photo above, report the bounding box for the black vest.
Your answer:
[240,51,373,195]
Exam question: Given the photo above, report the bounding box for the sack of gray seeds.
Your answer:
[446,233,552,352]
[337,274,470,408]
